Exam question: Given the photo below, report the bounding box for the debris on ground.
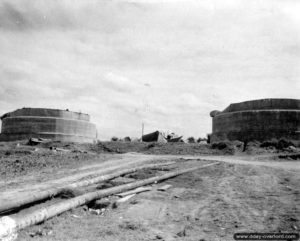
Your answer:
[28,228,53,237]
[49,147,70,152]
[116,194,136,203]
[89,208,102,215]
[142,130,183,143]
[28,138,52,146]
[176,226,186,237]
[157,184,172,191]
[116,187,152,197]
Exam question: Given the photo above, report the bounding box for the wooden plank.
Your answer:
[117,194,136,203]
[116,187,152,197]
[157,184,172,191]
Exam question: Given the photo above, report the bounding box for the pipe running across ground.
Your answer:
[0,161,175,214]
[0,162,220,240]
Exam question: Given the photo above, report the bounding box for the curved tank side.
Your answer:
[210,99,300,142]
[0,108,97,143]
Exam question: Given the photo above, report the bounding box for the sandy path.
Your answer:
[195,155,300,171]
[127,153,300,171]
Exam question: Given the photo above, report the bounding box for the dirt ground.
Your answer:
[0,141,299,241]
[1,140,297,180]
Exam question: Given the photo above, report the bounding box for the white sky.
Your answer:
[0,0,299,140]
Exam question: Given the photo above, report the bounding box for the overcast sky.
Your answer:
[0,0,299,140]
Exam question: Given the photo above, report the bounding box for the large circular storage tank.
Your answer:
[0,108,97,143]
[210,99,300,142]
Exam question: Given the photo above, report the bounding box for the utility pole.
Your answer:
[141,122,144,142]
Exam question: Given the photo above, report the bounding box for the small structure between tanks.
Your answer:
[0,108,97,143]
[142,130,182,143]
[209,98,300,143]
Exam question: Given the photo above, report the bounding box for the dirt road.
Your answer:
[0,152,296,241]
[125,153,300,170]
[0,154,178,212]
[196,155,300,170]
[2,153,297,207]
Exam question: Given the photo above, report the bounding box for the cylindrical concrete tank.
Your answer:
[0,108,97,143]
[210,99,300,142]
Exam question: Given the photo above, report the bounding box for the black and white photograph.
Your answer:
[0,0,299,240]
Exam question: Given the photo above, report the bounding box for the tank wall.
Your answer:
[5,108,90,121]
[223,99,300,113]
[0,108,97,143]
[211,110,300,142]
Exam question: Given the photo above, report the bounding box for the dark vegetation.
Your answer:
[260,138,297,149]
